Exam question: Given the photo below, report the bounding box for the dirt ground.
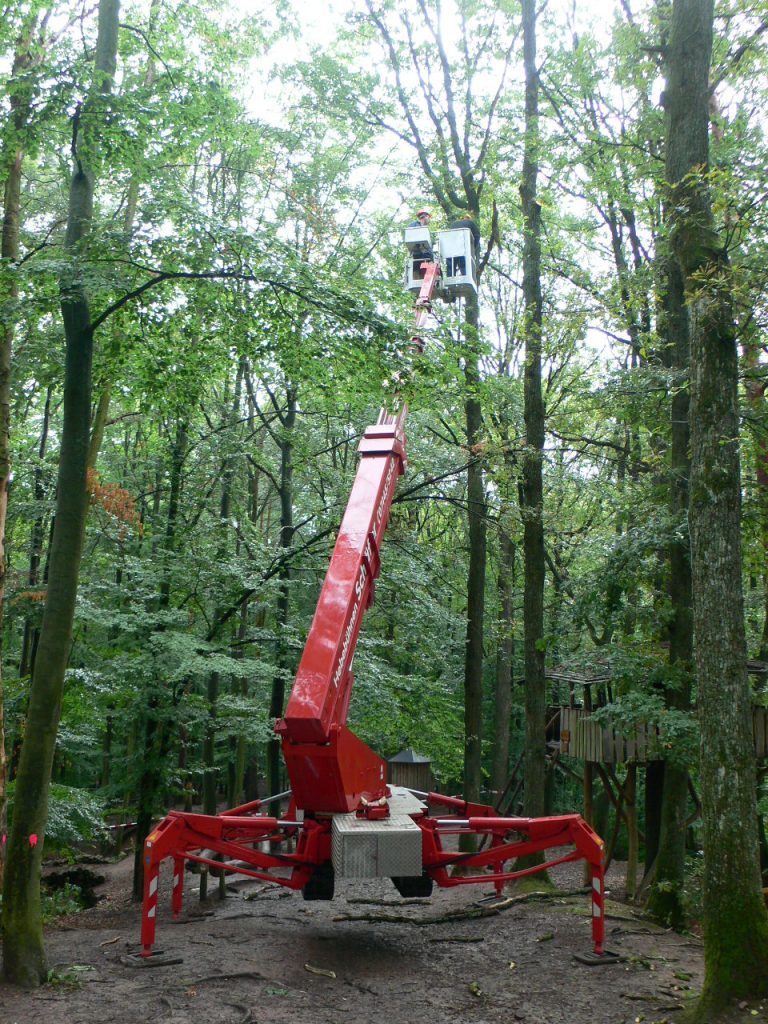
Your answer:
[1,854,765,1024]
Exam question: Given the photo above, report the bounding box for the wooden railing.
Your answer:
[547,705,768,764]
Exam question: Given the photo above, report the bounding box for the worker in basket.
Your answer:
[408,208,434,262]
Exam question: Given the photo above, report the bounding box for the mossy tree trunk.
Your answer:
[520,0,547,834]
[0,8,46,894]
[1,1,121,985]
[665,0,768,1012]
[646,254,693,927]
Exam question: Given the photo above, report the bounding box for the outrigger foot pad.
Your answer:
[122,948,184,968]
[573,950,622,966]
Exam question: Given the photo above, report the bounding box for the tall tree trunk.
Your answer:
[492,525,515,795]
[87,0,159,472]
[267,386,296,796]
[2,2,120,985]
[228,593,251,807]
[646,255,692,926]
[741,341,768,661]
[624,764,639,899]
[520,0,547,828]
[201,370,243,901]
[364,0,501,818]
[462,295,486,809]
[666,0,768,1011]
[132,420,187,899]
[0,9,44,893]
[19,387,53,682]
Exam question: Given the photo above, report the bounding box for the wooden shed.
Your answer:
[387,748,433,792]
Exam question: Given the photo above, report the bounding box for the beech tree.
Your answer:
[519,0,547,828]
[0,7,39,894]
[665,0,768,1013]
[2,0,120,987]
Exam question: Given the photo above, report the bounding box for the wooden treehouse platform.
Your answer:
[545,662,768,765]
[551,704,768,762]
[534,662,768,898]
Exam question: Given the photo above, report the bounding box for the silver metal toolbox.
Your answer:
[332,812,423,878]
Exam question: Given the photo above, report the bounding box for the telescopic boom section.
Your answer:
[411,260,440,352]
[277,260,442,815]
[281,409,406,743]
[276,409,406,811]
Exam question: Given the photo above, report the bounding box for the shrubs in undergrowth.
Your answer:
[41,882,88,921]
[5,781,107,854]
[0,881,87,923]
[1,785,108,923]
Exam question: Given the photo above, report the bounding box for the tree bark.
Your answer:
[19,387,53,682]
[646,253,692,926]
[87,0,159,474]
[132,420,187,900]
[665,0,768,1011]
[0,9,45,893]
[228,593,251,807]
[462,297,486,807]
[2,0,120,987]
[267,386,296,796]
[520,0,547,828]
[741,341,768,661]
[492,526,515,795]
[201,369,243,901]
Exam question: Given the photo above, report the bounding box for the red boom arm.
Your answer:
[276,256,442,814]
[276,409,406,812]
[280,410,406,743]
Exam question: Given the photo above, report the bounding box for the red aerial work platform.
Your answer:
[135,243,616,966]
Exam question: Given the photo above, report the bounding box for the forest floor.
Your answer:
[1,852,765,1024]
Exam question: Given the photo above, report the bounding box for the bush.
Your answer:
[5,782,107,851]
[41,882,86,922]
[0,881,86,924]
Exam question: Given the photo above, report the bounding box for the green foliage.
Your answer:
[2,11,768,997]
[587,653,697,765]
[0,873,87,927]
[41,884,86,924]
[680,852,705,924]
[5,782,106,849]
